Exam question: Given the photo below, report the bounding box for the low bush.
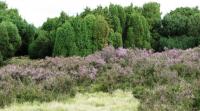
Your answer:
[0,74,76,108]
[159,36,198,50]
[42,75,76,97]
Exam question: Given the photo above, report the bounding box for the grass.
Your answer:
[0,90,139,111]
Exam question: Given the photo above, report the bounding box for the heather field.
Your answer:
[0,46,199,111]
[1,1,200,111]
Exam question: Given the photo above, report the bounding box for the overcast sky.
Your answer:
[1,0,200,27]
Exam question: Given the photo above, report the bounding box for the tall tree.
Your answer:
[0,21,21,59]
[161,7,199,36]
[142,2,161,30]
[84,14,96,52]
[108,29,123,48]
[93,15,110,50]
[28,30,52,59]
[188,13,200,37]
[53,22,77,56]
[71,17,92,56]
[124,13,151,49]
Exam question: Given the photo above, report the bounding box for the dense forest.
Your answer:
[0,1,199,63]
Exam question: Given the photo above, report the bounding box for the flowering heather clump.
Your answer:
[116,47,128,58]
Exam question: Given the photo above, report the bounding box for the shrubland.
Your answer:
[0,46,199,110]
[0,1,200,111]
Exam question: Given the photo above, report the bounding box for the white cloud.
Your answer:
[1,0,200,27]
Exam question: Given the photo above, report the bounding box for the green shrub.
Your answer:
[0,21,21,59]
[42,75,76,97]
[132,86,148,99]
[0,74,76,107]
[15,84,46,103]
[160,36,198,50]
[93,68,134,92]
[193,86,200,110]
[0,75,16,107]
[28,30,52,59]
[161,7,199,36]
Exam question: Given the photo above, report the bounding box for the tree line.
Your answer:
[0,1,200,61]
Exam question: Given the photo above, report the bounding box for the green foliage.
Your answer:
[16,24,36,55]
[188,13,200,36]
[53,21,77,56]
[80,7,92,17]
[93,15,110,50]
[71,17,92,56]
[110,15,122,33]
[142,2,161,30]
[84,14,96,52]
[193,89,200,110]
[160,36,198,50]
[162,13,188,36]
[42,75,75,96]
[0,1,200,59]
[124,13,151,49]
[109,4,126,33]
[0,73,76,107]
[93,69,134,92]
[109,30,123,48]
[161,7,200,36]
[150,32,161,51]
[28,30,52,59]
[42,18,60,32]
[0,21,21,59]
[0,22,9,59]
[5,21,21,51]
[0,8,37,55]
[0,1,7,10]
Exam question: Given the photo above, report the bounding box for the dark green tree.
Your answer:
[84,14,96,52]
[188,13,200,37]
[142,2,161,30]
[93,15,110,50]
[161,7,199,36]
[53,21,77,56]
[109,4,126,33]
[108,29,123,48]
[124,13,151,49]
[0,21,21,59]
[160,36,198,50]
[59,11,69,24]
[28,30,52,59]
[71,17,92,56]
[1,8,37,55]
[42,17,60,32]
[80,7,92,17]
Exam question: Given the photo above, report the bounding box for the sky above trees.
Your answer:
[1,0,200,27]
